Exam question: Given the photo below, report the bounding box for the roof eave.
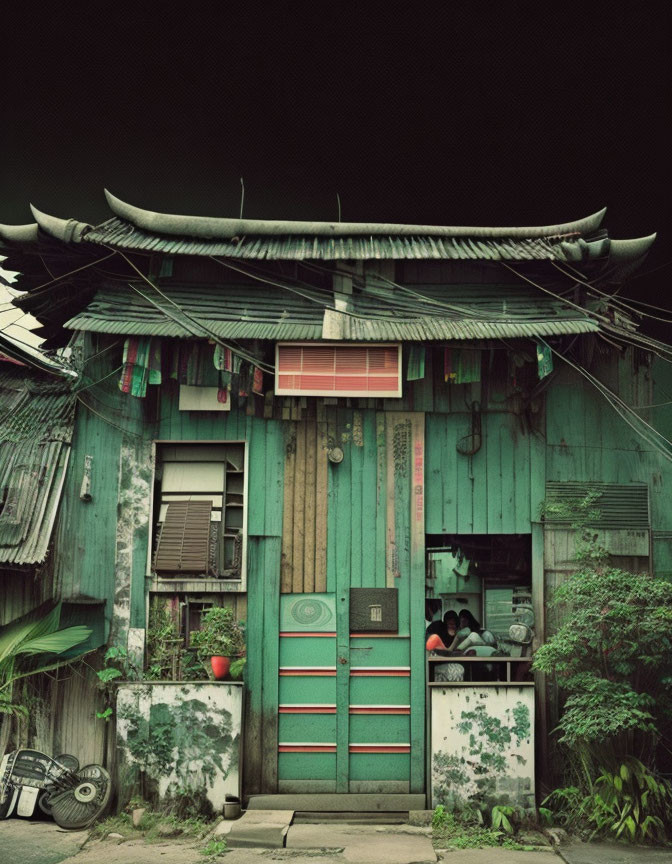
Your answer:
[104,189,607,241]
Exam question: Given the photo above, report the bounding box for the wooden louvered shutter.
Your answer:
[154,500,212,573]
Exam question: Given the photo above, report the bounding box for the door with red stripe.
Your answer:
[278,595,412,793]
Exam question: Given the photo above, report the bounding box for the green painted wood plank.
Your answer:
[350,417,364,589]
[486,414,502,532]
[335,456,352,792]
[349,753,411,781]
[409,413,426,794]
[455,419,473,534]
[246,416,266,536]
[348,677,411,704]
[280,638,337,666]
[279,753,336,780]
[244,536,265,794]
[349,715,410,743]
[361,411,378,588]
[499,418,516,533]
[471,432,488,533]
[279,676,337,703]
[279,714,337,742]
[261,536,281,792]
[375,412,387,588]
[391,417,411,636]
[348,638,410,666]
[424,415,444,534]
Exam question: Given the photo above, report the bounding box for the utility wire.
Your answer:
[107,247,275,373]
[540,339,672,461]
[550,260,672,324]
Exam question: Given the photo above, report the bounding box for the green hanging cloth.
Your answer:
[536,343,553,379]
[445,348,481,384]
[407,345,425,381]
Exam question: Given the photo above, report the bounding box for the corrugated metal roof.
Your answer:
[65,281,325,339]
[84,217,575,261]
[64,280,597,340]
[0,368,75,565]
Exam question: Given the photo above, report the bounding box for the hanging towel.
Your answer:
[148,339,162,385]
[537,343,554,379]
[407,345,425,381]
[119,337,160,397]
[214,344,233,372]
[252,366,264,394]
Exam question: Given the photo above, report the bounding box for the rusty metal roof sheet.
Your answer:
[0,367,75,565]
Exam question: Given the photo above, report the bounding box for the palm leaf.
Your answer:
[14,626,92,656]
[0,602,62,663]
[0,650,95,693]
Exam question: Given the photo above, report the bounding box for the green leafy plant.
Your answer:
[491,805,515,834]
[431,805,531,851]
[145,600,184,681]
[229,656,246,680]
[533,566,672,772]
[0,601,91,718]
[190,607,245,670]
[543,759,672,843]
[95,645,141,721]
[201,838,228,857]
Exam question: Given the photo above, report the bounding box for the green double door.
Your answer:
[276,412,426,794]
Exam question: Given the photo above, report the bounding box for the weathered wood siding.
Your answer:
[281,419,328,593]
[425,411,533,534]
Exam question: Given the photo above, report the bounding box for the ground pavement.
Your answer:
[2,819,672,864]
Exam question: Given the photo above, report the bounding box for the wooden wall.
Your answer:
[281,419,328,593]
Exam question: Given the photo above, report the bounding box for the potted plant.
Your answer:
[190,607,245,680]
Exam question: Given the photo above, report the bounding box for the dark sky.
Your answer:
[2,4,670,275]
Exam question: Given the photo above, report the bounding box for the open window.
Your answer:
[151,443,247,587]
[425,534,534,684]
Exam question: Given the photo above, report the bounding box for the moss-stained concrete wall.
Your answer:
[431,685,535,810]
[116,682,242,812]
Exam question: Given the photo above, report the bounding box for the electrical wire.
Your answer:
[550,260,672,324]
[540,339,672,460]
[107,247,275,373]
[73,365,124,393]
[18,252,118,301]
[498,261,610,324]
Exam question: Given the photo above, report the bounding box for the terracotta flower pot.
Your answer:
[211,656,231,680]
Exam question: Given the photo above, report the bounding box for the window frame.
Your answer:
[147,439,249,593]
[274,341,403,398]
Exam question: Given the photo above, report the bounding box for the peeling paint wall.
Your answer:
[116,682,242,812]
[112,436,153,646]
[431,686,535,810]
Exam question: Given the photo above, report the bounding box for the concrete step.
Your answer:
[293,811,407,824]
[247,793,426,812]
[214,808,294,848]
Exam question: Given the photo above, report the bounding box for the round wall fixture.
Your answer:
[327,446,344,464]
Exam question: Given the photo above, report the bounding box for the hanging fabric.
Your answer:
[406,345,425,381]
[536,343,554,379]
[444,348,481,384]
[252,366,264,394]
[119,337,161,397]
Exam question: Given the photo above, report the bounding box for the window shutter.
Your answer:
[154,500,213,573]
[276,344,401,397]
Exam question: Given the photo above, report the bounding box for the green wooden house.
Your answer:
[1,195,670,810]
